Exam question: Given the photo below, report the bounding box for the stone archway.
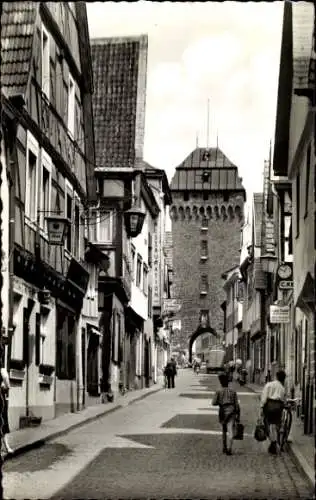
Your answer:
[188,326,218,363]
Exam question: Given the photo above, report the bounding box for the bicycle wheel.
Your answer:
[280,410,292,450]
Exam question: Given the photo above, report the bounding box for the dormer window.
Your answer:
[202,150,211,161]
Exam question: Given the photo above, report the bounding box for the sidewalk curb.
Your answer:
[4,386,163,462]
[287,442,315,489]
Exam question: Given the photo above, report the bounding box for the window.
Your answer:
[148,232,153,266]
[304,143,311,218]
[143,264,148,295]
[74,204,80,259]
[200,309,209,327]
[40,150,52,232]
[88,209,113,243]
[295,173,300,237]
[136,254,142,287]
[183,192,189,201]
[148,286,152,318]
[41,25,50,98]
[131,244,136,279]
[25,133,39,224]
[68,75,75,137]
[203,191,209,201]
[200,274,208,295]
[201,216,208,230]
[99,210,112,242]
[65,192,73,252]
[200,240,208,260]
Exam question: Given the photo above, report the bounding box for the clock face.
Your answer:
[278,264,292,279]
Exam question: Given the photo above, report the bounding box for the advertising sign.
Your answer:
[153,223,161,307]
[278,280,294,290]
[270,305,290,323]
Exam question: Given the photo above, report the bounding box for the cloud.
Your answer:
[87,1,284,195]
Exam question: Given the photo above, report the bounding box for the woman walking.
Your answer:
[0,346,13,455]
[212,372,240,455]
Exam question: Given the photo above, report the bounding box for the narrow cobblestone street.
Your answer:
[3,370,313,500]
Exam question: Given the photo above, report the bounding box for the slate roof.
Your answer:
[1,2,37,98]
[91,36,147,169]
[170,147,245,194]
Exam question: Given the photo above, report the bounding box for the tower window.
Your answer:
[203,192,209,201]
[200,274,209,295]
[183,192,189,201]
[201,216,208,230]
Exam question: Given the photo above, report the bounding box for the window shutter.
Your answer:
[35,313,41,366]
[50,60,56,108]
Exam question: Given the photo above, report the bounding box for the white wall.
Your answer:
[0,134,10,338]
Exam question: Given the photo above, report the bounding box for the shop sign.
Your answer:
[270,305,290,323]
[278,280,294,290]
[153,223,161,307]
[163,299,181,315]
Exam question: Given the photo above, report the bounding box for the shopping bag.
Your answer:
[254,418,267,442]
[233,422,244,440]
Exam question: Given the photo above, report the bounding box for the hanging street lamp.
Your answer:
[45,215,70,245]
[124,206,146,238]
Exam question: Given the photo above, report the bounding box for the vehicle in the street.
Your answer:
[205,345,225,373]
[278,398,299,451]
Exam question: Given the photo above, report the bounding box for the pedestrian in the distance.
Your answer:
[0,346,13,455]
[164,358,177,389]
[212,372,240,455]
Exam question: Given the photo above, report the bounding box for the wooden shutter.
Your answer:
[35,313,41,366]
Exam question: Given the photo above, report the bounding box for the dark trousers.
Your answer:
[167,374,175,388]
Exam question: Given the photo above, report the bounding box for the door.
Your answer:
[144,337,149,388]
[81,328,86,407]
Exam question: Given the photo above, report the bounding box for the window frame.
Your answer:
[41,23,50,99]
[67,73,75,138]
[143,263,148,295]
[25,132,39,226]
[40,149,52,234]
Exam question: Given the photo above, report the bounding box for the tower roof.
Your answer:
[170,147,245,196]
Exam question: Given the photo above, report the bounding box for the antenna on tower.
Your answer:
[206,98,210,149]
[216,129,219,148]
[196,131,199,148]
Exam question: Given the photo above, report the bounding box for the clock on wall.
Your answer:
[277,264,292,280]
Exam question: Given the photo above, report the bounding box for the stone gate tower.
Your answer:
[170,147,246,354]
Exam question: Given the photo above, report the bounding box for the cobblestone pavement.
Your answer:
[3,370,314,500]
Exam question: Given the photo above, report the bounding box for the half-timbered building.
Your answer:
[1,2,98,429]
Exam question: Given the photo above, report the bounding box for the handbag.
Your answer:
[233,422,244,440]
[254,418,267,442]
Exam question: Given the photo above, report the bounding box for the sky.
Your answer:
[87,1,284,202]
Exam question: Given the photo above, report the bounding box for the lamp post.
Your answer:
[124,206,146,238]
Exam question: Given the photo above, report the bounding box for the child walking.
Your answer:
[212,372,240,455]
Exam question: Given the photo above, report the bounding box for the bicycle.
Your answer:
[278,398,299,451]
